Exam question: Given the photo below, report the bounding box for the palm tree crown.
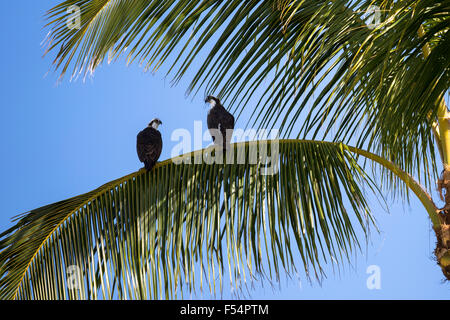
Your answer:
[0,0,448,299]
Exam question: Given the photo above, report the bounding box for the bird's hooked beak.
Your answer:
[149,119,162,129]
[205,95,218,107]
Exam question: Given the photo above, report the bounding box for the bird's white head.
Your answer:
[205,95,220,108]
[149,118,162,130]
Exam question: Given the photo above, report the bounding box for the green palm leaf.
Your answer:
[35,0,450,293]
[43,0,449,193]
[1,140,379,300]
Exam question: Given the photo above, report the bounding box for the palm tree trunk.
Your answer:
[418,25,450,279]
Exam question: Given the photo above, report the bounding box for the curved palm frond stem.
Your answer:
[345,146,440,227]
[0,139,436,300]
[437,99,450,166]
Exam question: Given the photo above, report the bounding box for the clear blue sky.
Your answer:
[0,1,448,299]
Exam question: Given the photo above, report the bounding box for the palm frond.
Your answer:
[0,140,376,300]
[43,0,449,197]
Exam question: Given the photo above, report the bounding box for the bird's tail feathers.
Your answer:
[144,160,156,171]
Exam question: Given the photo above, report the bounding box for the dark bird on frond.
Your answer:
[137,118,163,171]
[206,96,235,151]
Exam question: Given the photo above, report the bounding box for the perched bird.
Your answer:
[206,95,235,150]
[136,118,163,171]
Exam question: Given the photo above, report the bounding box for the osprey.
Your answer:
[136,118,163,171]
[205,95,235,150]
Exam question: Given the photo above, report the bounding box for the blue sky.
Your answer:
[0,1,449,299]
